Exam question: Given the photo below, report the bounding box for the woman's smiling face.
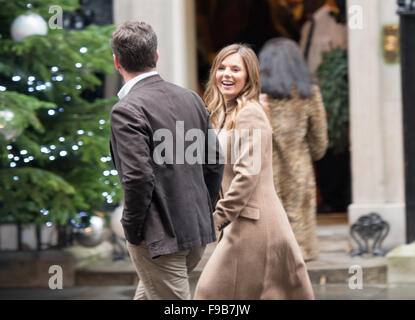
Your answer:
[215,53,247,103]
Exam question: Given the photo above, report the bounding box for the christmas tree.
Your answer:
[317,48,349,154]
[0,0,122,237]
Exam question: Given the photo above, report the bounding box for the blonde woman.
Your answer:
[194,44,314,300]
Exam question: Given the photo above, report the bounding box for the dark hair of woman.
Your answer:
[259,38,313,99]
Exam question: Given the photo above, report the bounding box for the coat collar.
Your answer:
[118,72,161,99]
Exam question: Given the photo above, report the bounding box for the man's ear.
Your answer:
[156,50,159,64]
[113,54,121,70]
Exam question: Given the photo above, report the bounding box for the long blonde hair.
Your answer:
[204,44,261,130]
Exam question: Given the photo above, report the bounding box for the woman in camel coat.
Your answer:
[194,44,314,300]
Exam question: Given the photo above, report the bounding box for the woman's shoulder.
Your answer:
[235,101,270,129]
[238,101,265,118]
[268,85,321,104]
[242,100,262,111]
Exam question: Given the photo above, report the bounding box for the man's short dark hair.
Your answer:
[110,21,158,73]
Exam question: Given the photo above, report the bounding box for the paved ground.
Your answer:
[1,284,415,300]
[2,223,414,300]
[76,225,388,285]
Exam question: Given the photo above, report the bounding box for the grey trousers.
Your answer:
[126,241,205,300]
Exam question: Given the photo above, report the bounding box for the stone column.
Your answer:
[347,0,405,249]
[112,0,198,91]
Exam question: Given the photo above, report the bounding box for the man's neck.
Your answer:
[122,68,157,83]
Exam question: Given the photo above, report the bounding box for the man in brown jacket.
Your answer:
[109,21,223,300]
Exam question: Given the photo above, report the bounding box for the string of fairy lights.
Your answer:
[0,3,121,231]
[5,140,118,224]
[1,46,88,91]
[1,46,118,211]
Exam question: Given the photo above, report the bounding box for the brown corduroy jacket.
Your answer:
[110,75,224,258]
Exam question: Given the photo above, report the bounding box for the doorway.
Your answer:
[195,0,351,222]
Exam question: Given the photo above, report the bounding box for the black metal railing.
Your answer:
[350,213,390,256]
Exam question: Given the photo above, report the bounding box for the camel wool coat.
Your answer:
[194,103,314,300]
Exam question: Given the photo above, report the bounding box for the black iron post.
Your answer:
[398,0,415,243]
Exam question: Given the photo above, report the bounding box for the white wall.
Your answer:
[347,0,405,249]
[113,0,198,91]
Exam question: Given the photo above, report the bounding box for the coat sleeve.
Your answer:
[203,114,225,210]
[110,103,155,245]
[191,91,224,210]
[213,105,268,231]
[307,86,329,161]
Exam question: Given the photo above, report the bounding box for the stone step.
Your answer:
[74,246,388,286]
[76,259,138,286]
[306,252,387,285]
[1,225,388,288]
[307,224,388,285]
[386,242,415,284]
[75,225,389,286]
[0,241,114,288]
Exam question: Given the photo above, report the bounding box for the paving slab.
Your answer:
[1,224,390,289]
[74,224,388,286]
[1,284,414,300]
[386,242,415,284]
